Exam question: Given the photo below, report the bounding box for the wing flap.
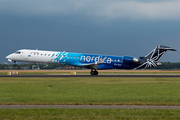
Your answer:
[77,57,107,69]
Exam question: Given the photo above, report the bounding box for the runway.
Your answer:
[1,74,180,77]
[0,105,180,109]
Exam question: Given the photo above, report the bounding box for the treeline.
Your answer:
[0,62,180,70]
[154,62,180,69]
[0,63,83,70]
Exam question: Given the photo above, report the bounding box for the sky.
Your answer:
[0,0,180,64]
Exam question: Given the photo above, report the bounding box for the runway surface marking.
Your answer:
[1,75,180,77]
[0,105,180,109]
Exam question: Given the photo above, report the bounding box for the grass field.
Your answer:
[0,69,180,75]
[0,108,180,119]
[1,76,180,119]
[0,77,180,105]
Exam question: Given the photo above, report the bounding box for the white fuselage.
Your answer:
[6,49,59,63]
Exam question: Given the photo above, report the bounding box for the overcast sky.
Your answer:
[0,0,179,63]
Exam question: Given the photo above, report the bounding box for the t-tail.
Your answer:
[135,45,176,69]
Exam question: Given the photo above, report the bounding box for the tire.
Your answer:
[94,71,98,75]
[90,71,95,75]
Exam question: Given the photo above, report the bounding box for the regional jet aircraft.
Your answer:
[6,45,176,75]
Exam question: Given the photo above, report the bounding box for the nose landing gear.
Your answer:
[90,69,98,75]
[13,61,17,69]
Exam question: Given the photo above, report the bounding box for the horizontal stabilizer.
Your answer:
[158,45,176,51]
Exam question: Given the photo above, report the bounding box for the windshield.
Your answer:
[15,51,21,54]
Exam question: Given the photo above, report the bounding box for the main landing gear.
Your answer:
[90,69,98,75]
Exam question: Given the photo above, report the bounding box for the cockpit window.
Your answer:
[15,51,21,54]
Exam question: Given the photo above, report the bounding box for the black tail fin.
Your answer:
[136,45,176,69]
[140,45,176,62]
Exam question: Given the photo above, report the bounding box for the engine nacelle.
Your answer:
[122,56,139,64]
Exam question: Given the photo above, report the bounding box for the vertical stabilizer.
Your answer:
[136,45,176,69]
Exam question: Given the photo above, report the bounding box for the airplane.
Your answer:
[6,45,176,75]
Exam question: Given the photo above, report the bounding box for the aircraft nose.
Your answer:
[6,55,9,59]
[6,54,12,59]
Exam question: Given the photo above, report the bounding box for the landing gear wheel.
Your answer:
[13,64,17,69]
[90,69,98,75]
[90,71,95,75]
[13,61,17,69]
[94,70,98,75]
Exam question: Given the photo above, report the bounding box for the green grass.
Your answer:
[0,77,180,105]
[15,72,67,75]
[0,108,180,120]
[0,72,7,75]
[0,72,68,75]
[1,71,180,75]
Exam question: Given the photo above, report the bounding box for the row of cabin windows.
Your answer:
[114,59,122,62]
[31,53,121,62]
[15,52,121,62]
[31,53,80,59]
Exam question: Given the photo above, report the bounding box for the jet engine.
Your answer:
[122,56,139,64]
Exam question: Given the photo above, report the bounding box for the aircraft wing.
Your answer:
[77,57,107,69]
